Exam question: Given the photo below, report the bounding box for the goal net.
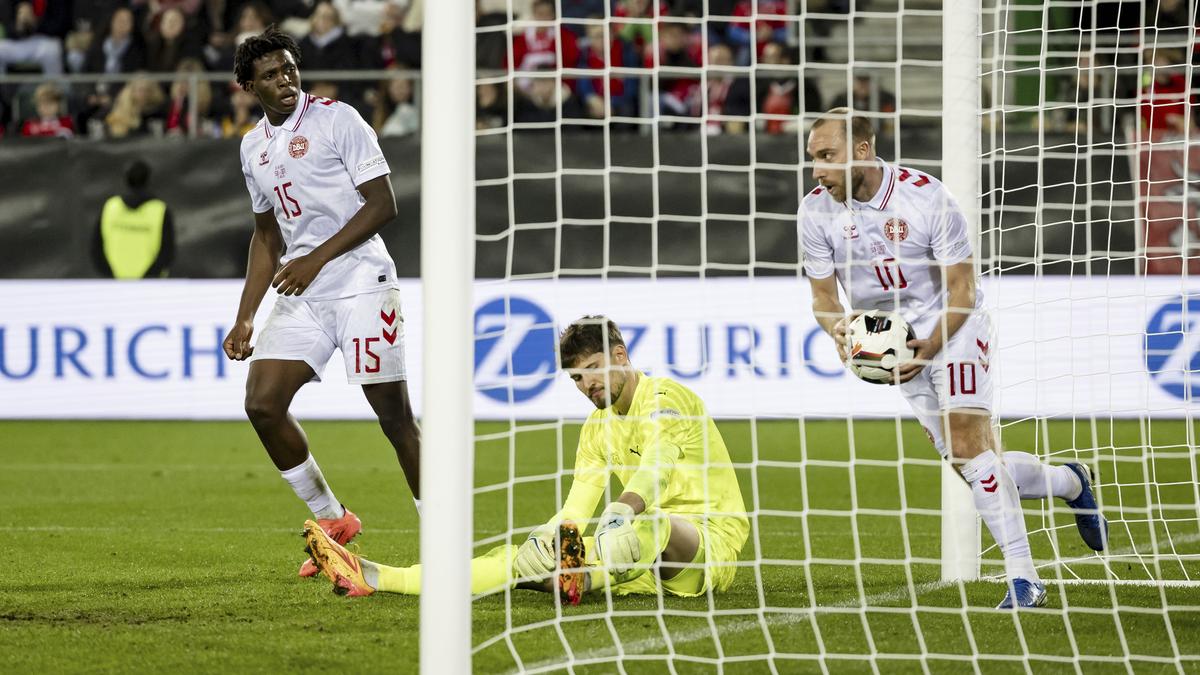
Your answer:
[452,0,1200,670]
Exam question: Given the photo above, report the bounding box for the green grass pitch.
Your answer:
[1,419,1197,673]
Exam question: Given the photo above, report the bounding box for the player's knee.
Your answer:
[244,392,285,426]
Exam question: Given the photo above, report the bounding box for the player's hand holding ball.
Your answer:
[846,310,916,385]
[831,312,861,363]
[595,502,640,577]
[272,251,328,296]
[223,319,255,360]
[513,523,557,582]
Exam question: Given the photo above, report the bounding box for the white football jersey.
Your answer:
[799,160,984,338]
[239,92,398,300]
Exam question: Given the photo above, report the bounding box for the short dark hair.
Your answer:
[559,316,625,369]
[234,25,301,91]
[811,106,875,148]
[125,160,150,190]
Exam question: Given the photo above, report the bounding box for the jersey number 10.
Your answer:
[874,257,908,290]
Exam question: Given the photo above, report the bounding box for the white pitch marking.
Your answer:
[507,532,1200,673]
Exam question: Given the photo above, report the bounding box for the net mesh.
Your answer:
[463,0,1200,670]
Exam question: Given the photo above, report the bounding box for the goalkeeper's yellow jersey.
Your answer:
[569,374,749,547]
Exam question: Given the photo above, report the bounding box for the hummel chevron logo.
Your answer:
[382,327,397,345]
[980,474,998,493]
[381,309,396,325]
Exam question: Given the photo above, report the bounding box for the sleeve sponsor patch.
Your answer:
[649,408,683,420]
[356,155,387,175]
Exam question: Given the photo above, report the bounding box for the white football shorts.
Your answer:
[249,287,406,385]
[899,310,995,458]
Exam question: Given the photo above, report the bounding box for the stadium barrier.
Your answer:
[0,276,1194,419]
[0,129,1136,280]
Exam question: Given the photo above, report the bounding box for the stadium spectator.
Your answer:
[204,1,273,72]
[705,42,750,134]
[373,69,419,138]
[575,19,637,119]
[164,58,215,136]
[614,0,668,61]
[369,0,421,69]
[0,0,69,75]
[145,7,204,72]
[220,84,261,137]
[299,2,361,70]
[513,72,586,123]
[20,82,75,138]
[63,20,93,73]
[331,0,396,36]
[1146,0,1193,31]
[727,0,787,64]
[755,40,820,134]
[475,0,508,69]
[84,7,146,74]
[91,159,175,279]
[1141,48,1195,134]
[829,73,896,136]
[105,75,166,138]
[476,81,507,130]
[649,22,703,117]
[509,0,579,77]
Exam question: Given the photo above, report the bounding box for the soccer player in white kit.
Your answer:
[800,108,1107,609]
[221,27,420,578]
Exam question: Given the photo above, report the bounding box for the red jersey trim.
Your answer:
[878,168,897,209]
[291,95,313,132]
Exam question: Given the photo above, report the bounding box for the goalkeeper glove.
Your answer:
[595,502,640,575]
[513,524,557,582]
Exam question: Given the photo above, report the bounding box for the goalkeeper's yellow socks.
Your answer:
[366,545,522,595]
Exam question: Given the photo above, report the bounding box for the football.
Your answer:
[846,310,916,384]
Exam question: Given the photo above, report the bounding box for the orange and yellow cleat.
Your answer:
[556,520,587,606]
[302,519,375,597]
[298,507,362,578]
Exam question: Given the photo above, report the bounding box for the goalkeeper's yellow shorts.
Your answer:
[595,514,742,598]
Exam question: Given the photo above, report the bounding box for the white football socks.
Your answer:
[413,498,423,516]
[279,454,345,521]
[1003,451,1083,501]
[959,450,1039,583]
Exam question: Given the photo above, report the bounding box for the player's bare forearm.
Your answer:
[224,211,283,360]
[616,491,647,515]
[926,260,976,352]
[309,175,398,266]
[236,212,284,321]
[809,275,845,337]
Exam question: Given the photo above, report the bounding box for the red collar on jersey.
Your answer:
[861,160,896,211]
[263,92,313,139]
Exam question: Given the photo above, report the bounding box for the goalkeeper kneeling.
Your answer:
[302,316,749,603]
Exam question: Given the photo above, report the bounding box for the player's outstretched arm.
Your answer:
[224,210,283,360]
[271,176,399,296]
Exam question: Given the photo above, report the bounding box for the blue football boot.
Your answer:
[1064,463,1108,551]
[997,578,1047,609]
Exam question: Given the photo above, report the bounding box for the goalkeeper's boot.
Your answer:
[299,506,362,578]
[1064,463,1107,551]
[996,578,1046,610]
[302,519,375,597]
[556,520,587,606]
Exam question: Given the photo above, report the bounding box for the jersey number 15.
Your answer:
[273,182,302,219]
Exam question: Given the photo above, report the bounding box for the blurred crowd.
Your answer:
[0,0,1197,141]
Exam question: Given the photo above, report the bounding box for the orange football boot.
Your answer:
[302,519,375,597]
[298,506,361,578]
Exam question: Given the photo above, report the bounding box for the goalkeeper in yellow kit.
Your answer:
[302,316,749,604]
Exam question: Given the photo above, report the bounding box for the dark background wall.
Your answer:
[0,130,1137,279]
